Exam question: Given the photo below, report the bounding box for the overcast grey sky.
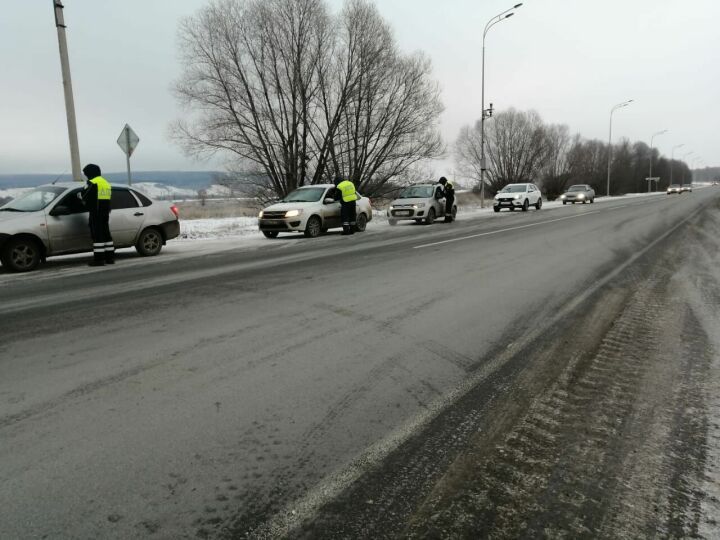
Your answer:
[1,0,718,175]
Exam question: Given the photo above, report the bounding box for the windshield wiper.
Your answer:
[0,208,23,212]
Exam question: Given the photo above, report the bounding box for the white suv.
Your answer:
[493,183,543,212]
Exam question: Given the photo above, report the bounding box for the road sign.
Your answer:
[117,124,139,185]
[117,124,140,157]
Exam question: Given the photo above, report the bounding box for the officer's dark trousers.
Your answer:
[445,196,455,221]
[340,201,356,235]
[89,201,114,262]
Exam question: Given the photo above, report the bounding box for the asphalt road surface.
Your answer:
[1,190,719,539]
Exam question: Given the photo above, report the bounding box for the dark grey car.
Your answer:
[0,183,180,272]
[560,184,595,204]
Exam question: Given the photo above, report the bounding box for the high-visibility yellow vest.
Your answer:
[337,180,358,202]
[90,176,112,200]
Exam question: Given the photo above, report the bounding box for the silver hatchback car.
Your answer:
[0,183,180,272]
[387,184,457,225]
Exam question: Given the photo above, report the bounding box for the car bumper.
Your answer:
[561,197,588,202]
[259,218,304,232]
[160,220,180,241]
[387,208,426,220]
[494,199,523,208]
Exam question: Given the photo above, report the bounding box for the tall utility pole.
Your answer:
[606,99,633,197]
[53,1,82,181]
[480,3,522,208]
[648,129,667,192]
[670,143,684,186]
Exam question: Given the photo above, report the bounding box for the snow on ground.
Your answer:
[132,182,199,200]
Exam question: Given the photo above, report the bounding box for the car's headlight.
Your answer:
[560,194,566,199]
[577,193,585,198]
[285,209,302,218]
[258,210,264,218]
[389,205,395,210]
[514,195,521,200]
[413,203,426,209]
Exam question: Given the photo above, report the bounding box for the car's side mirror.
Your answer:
[323,197,336,205]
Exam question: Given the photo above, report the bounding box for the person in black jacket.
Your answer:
[438,177,455,222]
[81,164,114,266]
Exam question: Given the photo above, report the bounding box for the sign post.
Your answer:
[645,176,660,193]
[116,124,140,186]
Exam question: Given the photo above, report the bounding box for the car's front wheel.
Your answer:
[535,198,542,210]
[262,231,279,239]
[424,208,436,225]
[493,206,500,213]
[1,236,42,272]
[522,199,529,212]
[304,216,322,238]
[136,227,164,256]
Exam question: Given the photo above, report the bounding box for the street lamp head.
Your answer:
[505,13,515,18]
[514,3,523,8]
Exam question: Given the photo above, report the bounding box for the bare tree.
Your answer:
[173,0,443,199]
[456,108,549,195]
[541,125,575,200]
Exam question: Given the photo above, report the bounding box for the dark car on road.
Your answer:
[560,184,595,204]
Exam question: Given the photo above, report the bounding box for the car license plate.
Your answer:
[395,210,411,216]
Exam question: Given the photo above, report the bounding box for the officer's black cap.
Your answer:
[83,164,101,179]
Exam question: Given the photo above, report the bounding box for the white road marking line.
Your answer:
[414,211,601,249]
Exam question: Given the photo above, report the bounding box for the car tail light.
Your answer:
[170,204,180,218]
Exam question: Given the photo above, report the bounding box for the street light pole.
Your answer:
[53,1,82,182]
[606,99,633,197]
[681,151,694,185]
[670,143,684,186]
[480,3,522,208]
[648,129,667,192]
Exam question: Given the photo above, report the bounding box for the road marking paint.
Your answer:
[414,211,601,249]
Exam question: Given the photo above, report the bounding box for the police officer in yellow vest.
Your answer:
[81,164,114,266]
[334,175,359,235]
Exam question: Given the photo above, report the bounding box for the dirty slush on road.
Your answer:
[230,199,720,539]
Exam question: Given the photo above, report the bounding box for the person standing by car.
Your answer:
[81,164,114,266]
[335,176,358,235]
[438,176,455,222]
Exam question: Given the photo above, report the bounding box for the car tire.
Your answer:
[563,201,567,205]
[493,206,500,213]
[1,236,42,273]
[136,227,164,256]
[262,231,279,239]
[590,198,595,203]
[535,198,542,210]
[388,219,398,226]
[509,206,515,212]
[304,216,322,238]
[354,213,368,232]
[522,199,529,212]
[424,208,436,225]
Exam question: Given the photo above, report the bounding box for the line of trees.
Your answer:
[173,0,444,200]
[456,108,693,200]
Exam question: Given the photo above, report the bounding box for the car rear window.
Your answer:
[131,189,153,207]
[111,189,140,210]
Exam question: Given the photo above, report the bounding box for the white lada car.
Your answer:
[258,184,373,238]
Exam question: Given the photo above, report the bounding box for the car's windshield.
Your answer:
[568,185,586,192]
[399,186,434,199]
[281,187,326,203]
[500,185,527,193]
[0,186,65,212]
[670,184,680,188]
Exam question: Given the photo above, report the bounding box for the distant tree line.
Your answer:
[173,0,443,200]
[456,108,693,200]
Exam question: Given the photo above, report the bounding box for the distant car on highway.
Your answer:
[493,183,543,212]
[258,184,372,238]
[387,183,457,225]
[667,184,682,194]
[0,183,180,272]
[681,184,693,193]
[560,184,595,204]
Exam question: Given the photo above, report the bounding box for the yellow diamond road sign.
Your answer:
[117,124,140,157]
